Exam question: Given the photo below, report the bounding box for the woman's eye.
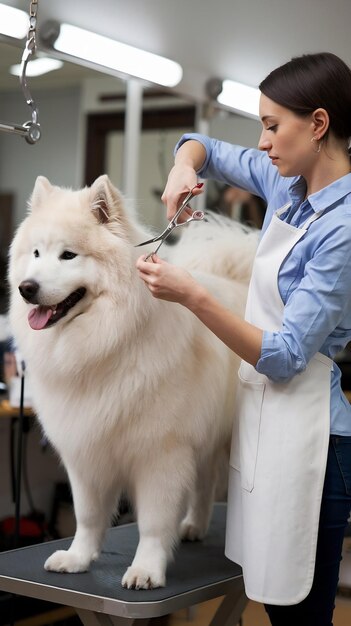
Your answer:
[60,251,77,260]
[33,249,39,258]
[267,125,278,132]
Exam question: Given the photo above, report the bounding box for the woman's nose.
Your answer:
[258,130,272,152]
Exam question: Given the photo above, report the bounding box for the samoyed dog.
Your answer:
[8,175,257,589]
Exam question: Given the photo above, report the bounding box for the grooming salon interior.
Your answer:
[0,1,351,625]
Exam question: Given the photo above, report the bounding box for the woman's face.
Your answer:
[258,94,316,178]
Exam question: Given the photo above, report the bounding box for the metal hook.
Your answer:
[0,0,41,144]
[19,36,41,144]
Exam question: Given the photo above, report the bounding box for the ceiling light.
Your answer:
[217,79,260,118]
[41,22,183,88]
[9,57,64,77]
[0,3,28,39]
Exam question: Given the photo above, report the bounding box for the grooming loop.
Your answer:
[0,0,41,144]
[136,183,206,260]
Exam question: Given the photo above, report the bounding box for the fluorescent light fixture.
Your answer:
[47,23,183,88]
[9,57,63,77]
[217,79,260,118]
[0,3,28,39]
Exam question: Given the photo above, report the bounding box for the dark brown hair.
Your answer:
[259,52,351,142]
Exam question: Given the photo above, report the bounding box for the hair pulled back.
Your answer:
[259,52,351,143]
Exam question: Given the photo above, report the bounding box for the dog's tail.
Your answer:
[169,212,259,283]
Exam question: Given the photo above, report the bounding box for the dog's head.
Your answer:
[9,175,142,331]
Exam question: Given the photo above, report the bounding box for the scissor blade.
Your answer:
[135,224,172,247]
[135,236,160,247]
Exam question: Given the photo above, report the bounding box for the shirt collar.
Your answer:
[288,172,351,213]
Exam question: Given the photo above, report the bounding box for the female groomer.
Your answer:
[136,52,351,626]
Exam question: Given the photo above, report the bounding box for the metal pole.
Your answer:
[194,104,210,213]
[0,122,29,138]
[122,79,143,199]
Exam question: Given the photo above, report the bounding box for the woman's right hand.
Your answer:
[161,139,206,222]
[161,164,201,222]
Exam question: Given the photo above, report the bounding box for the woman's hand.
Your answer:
[136,254,203,306]
[161,165,200,222]
[136,257,263,366]
[161,140,206,222]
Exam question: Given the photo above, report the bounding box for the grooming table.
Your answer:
[0,503,246,626]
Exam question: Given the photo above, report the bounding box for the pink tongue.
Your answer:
[28,306,54,330]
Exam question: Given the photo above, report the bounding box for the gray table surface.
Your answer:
[0,503,243,619]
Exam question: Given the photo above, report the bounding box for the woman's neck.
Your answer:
[305,148,351,197]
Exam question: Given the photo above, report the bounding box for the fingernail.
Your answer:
[195,182,204,188]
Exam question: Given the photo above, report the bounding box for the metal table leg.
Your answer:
[208,581,248,626]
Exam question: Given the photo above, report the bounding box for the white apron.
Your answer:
[225,203,333,605]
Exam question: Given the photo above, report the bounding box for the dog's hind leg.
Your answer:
[180,450,219,541]
[122,445,195,590]
[44,466,118,573]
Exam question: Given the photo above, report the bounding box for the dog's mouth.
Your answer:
[28,288,87,330]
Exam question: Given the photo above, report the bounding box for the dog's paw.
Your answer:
[179,520,205,542]
[44,550,90,573]
[121,566,166,590]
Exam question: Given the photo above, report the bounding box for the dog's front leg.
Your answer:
[45,467,117,573]
[122,445,195,589]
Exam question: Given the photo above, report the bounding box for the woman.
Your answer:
[136,52,351,626]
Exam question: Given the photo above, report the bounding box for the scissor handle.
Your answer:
[191,210,205,220]
[170,183,204,226]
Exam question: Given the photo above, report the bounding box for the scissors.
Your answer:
[136,183,206,261]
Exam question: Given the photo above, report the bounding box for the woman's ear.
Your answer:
[311,108,329,140]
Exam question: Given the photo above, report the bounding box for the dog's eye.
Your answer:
[33,249,39,258]
[60,251,77,260]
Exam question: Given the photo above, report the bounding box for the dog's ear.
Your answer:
[90,175,126,225]
[29,176,53,210]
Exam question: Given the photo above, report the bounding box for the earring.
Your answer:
[311,137,322,153]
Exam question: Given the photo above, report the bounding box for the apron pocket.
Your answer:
[230,363,265,492]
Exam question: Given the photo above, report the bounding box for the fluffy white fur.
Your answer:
[8,175,258,589]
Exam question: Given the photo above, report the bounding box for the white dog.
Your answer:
[8,175,257,589]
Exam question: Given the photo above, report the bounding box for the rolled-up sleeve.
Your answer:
[256,331,306,381]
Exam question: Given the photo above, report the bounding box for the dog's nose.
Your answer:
[18,279,40,303]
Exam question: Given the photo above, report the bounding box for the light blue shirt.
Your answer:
[176,133,351,435]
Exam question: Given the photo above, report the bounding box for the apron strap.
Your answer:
[275,202,325,230]
[301,209,325,229]
[275,202,291,218]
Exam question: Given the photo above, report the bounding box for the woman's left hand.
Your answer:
[136,254,200,306]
